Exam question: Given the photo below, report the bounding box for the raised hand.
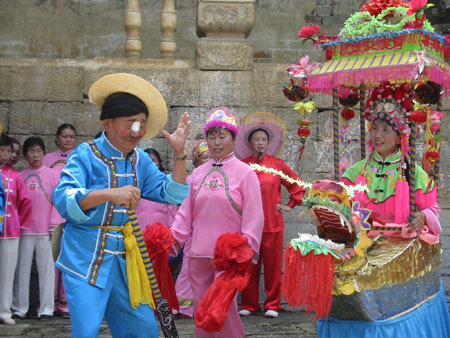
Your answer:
[160,112,191,156]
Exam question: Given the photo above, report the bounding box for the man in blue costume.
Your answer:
[52,73,191,337]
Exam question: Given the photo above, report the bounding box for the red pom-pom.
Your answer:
[195,233,253,332]
[143,222,174,259]
[402,97,413,111]
[142,222,179,313]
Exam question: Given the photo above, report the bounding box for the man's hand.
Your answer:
[406,211,425,234]
[110,185,141,210]
[160,112,191,156]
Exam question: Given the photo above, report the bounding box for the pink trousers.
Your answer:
[189,257,245,338]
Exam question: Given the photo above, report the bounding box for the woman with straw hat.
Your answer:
[235,112,306,319]
[52,73,191,338]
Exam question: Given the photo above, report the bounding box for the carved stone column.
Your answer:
[160,0,178,59]
[124,0,142,58]
[196,0,255,70]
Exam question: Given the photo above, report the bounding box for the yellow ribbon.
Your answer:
[93,223,155,309]
[294,100,316,114]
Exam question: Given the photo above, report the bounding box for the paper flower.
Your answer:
[406,0,428,15]
[297,25,320,42]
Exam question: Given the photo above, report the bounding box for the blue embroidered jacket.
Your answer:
[53,133,189,287]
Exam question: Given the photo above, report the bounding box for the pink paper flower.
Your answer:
[297,25,320,39]
[406,0,428,15]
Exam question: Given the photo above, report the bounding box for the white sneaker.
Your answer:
[238,309,252,316]
[265,310,279,318]
[2,317,16,325]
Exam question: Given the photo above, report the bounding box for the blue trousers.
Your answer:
[63,254,158,338]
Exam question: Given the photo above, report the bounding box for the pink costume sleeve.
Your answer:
[239,170,264,259]
[16,174,32,229]
[170,189,194,256]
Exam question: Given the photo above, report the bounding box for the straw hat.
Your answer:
[235,112,286,160]
[88,73,168,139]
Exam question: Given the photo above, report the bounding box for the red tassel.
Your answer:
[282,245,335,319]
[195,233,253,332]
[143,222,179,313]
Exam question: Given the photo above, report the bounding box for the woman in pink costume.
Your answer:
[174,140,211,319]
[170,107,264,337]
[136,148,178,231]
[12,137,61,320]
[0,134,32,326]
[43,123,77,317]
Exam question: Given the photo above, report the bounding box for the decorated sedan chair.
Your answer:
[277,0,450,337]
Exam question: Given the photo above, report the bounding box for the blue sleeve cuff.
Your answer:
[65,187,92,222]
[163,173,190,205]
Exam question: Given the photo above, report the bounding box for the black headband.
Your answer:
[100,93,149,120]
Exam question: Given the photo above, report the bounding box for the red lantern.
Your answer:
[297,127,311,139]
[410,109,427,124]
[341,108,355,121]
[425,150,440,162]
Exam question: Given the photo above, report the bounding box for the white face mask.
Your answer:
[131,121,141,133]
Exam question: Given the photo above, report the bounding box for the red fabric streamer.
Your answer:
[282,245,335,320]
[143,222,179,312]
[195,232,254,332]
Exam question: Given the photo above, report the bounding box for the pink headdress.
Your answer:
[203,107,240,137]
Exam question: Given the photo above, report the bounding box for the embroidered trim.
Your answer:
[178,298,193,306]
[87,140,117,285]
[194,167,242,215]
[49,160,67,169]
[24,173,52,205]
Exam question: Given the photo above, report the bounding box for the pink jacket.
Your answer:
[170,155,264,259]
[135,199,178,232]
[21,165,62,235]
[0,165,32,238]
[43,149,73,174]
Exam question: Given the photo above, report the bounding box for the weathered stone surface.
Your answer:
[0,63,83,101]
[196,38,254,70]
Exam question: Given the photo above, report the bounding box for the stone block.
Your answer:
[0,63,84,101]
[197,0,255,39]
[196,38,254,70]
[8,101,100,136]
[197,70,256,106]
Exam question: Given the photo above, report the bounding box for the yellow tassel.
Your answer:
[122,222,155,309]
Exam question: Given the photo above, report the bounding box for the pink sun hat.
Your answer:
[203,107,240,136]
[234,112,287,160]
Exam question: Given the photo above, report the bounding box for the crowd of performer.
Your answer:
[0,72,444,338]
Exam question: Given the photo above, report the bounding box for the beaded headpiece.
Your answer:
[191,140,210,161]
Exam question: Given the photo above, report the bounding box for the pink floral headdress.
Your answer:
[203,107,240,136]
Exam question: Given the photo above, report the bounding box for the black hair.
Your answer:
[144,148,165,172]
[23,136,46,155]
[0,133,13,149]
[206,127,236,140]
[56,123,77,137]
[94,131,103,139]
[248,128,270,143]
[9,137,21,148]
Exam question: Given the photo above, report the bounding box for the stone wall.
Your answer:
[1,0,448,63]
[1,0,450,305]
